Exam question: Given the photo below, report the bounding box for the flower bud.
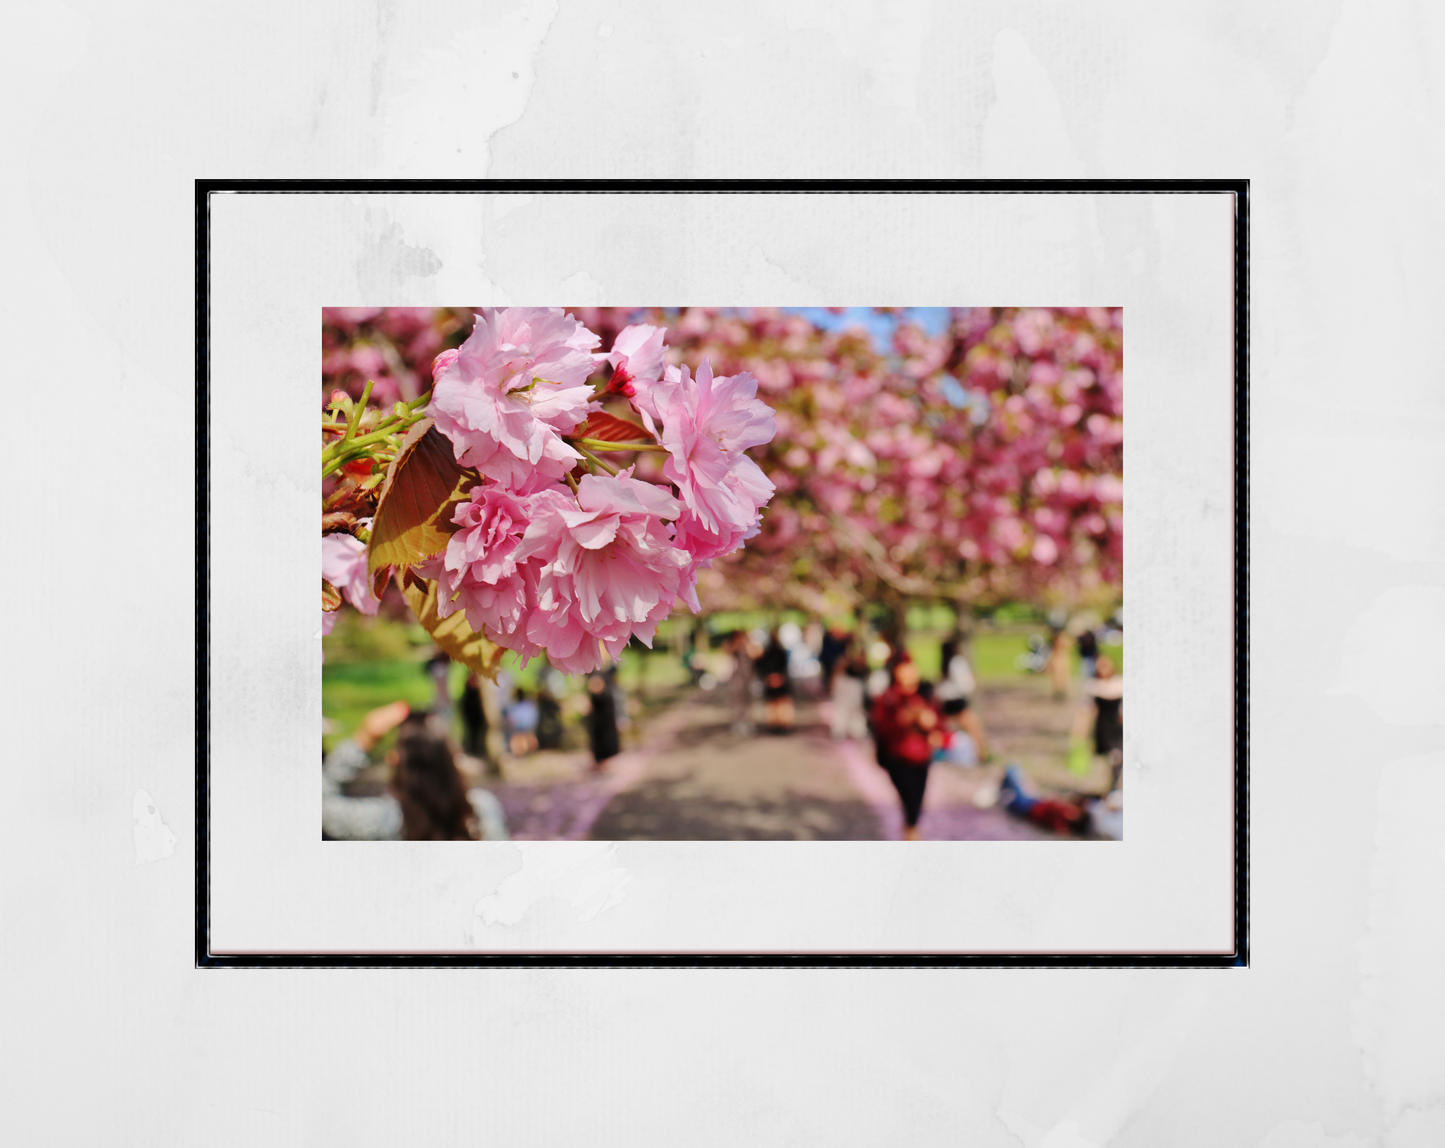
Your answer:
[431,348,460,381]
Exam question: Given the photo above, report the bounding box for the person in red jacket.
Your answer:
[870,655,943,840]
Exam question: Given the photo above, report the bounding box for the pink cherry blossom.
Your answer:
[428,308,601,487]
[420,483,568,645]
[431,348,459,381]
[512,472,690,675]
[634,358,777,541]
[322,533,379,616]
[599,323,667,397]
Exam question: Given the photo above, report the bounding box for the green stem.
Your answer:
[321,409,428,476]
[345,379,375,441]
[574,445,620,476]
[571,437,668,453]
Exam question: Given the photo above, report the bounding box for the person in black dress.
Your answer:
[536,682,564,750]
[755,628,794,733]
[1084,654,1123,791]
[459,672,489,764]
[585,672,620,771]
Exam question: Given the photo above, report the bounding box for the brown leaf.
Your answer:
[576,410,656,445]
[402,579,502,680]
[322,579,342,612]
[367,419,478,583]
[324,483,379,518]
[321,511,358,536]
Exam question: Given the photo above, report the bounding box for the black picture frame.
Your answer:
[196,178,1248,968]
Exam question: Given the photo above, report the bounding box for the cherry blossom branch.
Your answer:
[321,389,435,477]
[573,444,620,476]
[828,513,962,599]
[571,437,667,454]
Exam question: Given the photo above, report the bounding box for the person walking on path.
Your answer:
[536,682,564,750]
[585,672,621,772]
[830,636,870,740]
[721,630,758,735]
[870,656,943,841]
[459,672,489,764]
[755,627,794,733]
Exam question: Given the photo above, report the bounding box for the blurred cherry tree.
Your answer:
[605,306,1122,618]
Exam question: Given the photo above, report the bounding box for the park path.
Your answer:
[487,682,1068,841]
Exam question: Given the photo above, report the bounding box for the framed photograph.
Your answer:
[198,180,1245,965]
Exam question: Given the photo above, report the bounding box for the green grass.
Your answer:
[322,642,695,751]
[904,630,1123,683]
[322,614,1121,748]
[322,659,443,752]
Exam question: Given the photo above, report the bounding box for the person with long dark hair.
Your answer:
[322,701,507,841]
[869,655,942,841]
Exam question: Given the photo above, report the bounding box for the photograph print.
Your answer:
[320,305,1125,845]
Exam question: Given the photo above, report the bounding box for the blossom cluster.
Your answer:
[403,308,776,674]
[635,306,1123,612]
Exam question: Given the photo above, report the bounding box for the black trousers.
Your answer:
[880,752,931,828]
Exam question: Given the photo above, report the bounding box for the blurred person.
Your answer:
[505,688,539,756]
[830,636,870,741]
[322,702,508,841]
[458,671,490,765]
[864,633,894,701]
[870,655,943,841]
[536,682,564,750]
[997,764,1090,836]
[1076,627,1100,682]
[755,627,794,734]
[725,630,757,735]
[1075,654,1124,792]
[820,621,850,685]
[940,627,962,682]
[424,649,453,722]
[934,696,987,766]
[1045,628,1071,700]
[585,672,621,771]
[935,641,977,707]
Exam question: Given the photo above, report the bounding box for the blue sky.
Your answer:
[787,307,952,350]
[785,307,980,416]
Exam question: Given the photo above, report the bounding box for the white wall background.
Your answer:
[3,2,1442,1146]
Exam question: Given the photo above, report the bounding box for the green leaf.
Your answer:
[402,579,502,681]
[322,579,342,612]
[367,419,477,592]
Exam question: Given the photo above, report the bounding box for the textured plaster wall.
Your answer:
[2,1,1442,1145]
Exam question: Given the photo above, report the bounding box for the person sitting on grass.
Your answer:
[996,764,1120,839]
[322,701,508,841]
